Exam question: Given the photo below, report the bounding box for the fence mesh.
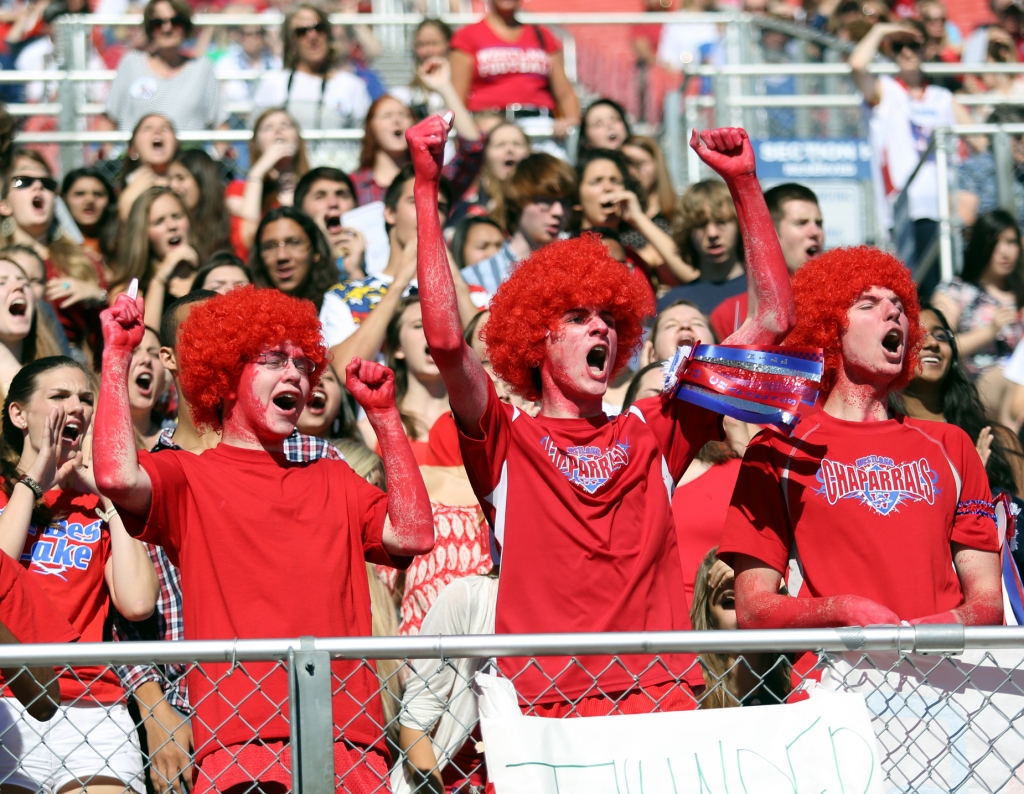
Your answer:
[0,641,1022,793]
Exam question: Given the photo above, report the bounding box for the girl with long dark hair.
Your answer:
[0,357,156,794]
[60,167,118,268]
[116,114,178,222]
[381,296,449,463]
[167,149,231,261]
[932,209,1024,416]
[896,305,1024,497]
[249,206,336,312]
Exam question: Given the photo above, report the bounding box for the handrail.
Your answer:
[0,626,1014,665]
[56,11,740,26]
[692,62,1024,76]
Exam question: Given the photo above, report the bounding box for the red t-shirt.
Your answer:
[450,20,560,112]
[673,458,742,607]
[710,292,747,343]
[718,411,999,621]
[123,444,405,764]
[225,179,257,261]
[457,384,721,702]
[0,489,116,702]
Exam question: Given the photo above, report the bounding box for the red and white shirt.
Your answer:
[450,20,560,112]
[0,489,115,703]
[719,411,999,621]
[457,385,721,703]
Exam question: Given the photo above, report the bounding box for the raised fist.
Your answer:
[689,127,757,180]
[100,293,145,352]
[345,357,397,413]
[406,112,453,184]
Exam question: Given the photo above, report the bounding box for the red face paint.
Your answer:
[537,307,618,418]
[221,346,310,450]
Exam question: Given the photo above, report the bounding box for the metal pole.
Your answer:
[935,128,954,284]
[993,128,1016,215]
[54,19,80,175]
[288,638,335,794]
[685,88,702,187]
[665,89,684,189]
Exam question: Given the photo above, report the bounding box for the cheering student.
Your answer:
[719,248,1003,632]
[411,116,795,714]
[94,286,434,792]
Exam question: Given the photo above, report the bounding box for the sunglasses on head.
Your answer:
[148,14,187,32]
[292,21,327,38]
[892,40,922,54]
[11,176,56,192]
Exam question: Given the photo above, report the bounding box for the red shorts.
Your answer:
[193,740,389,793]
[524,680,699,718]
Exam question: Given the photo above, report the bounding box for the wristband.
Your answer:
[17,474,43,500]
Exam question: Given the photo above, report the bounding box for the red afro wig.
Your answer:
[177,285,329,430]
[786,246,923,397]
[484,234,653,401]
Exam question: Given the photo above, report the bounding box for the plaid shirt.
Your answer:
[110,428,344,712]
[349,135,484,206]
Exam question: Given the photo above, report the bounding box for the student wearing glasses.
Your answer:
[252,3,372,134]
[95,286,433,794]
[100,0,227,134]
[250,206,338,312]
[0,150,107,365]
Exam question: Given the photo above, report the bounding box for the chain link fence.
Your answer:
[1,628,1023,793]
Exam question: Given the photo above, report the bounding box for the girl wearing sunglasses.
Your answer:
[252,3,372,135]
[0,150,108,366]
[100,0,227,134]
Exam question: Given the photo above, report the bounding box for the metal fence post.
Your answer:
[993,128,1015,215]
[664,89,684,189]
[54,18,80,175]
[935,127,954,284]
[288,637,335,794]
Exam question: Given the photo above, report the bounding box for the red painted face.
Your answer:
[540,306,618,402]
[224,341,311,444]
[840,286,910,388]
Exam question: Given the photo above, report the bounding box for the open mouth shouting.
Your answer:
[804,242,820,258]
[881,327,904,358]
[8,295,27,318]
[306,387,327,415]
[135,371,154,398]
[167,235,183,248]
[586,344,609,379]
[272,390,300,413]
[61,418,82,445]
[325,213,342,232]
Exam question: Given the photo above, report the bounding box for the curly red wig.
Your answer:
[786,246,923,397]
[177,286,329,430]
[484,234,652,401]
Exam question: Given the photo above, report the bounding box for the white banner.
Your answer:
[481,692,884,794]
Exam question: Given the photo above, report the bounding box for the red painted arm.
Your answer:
[345,358,434,556]
[690,128,796,346]
[94,293,153,517]
[734,556,902,628]
[408,113,491,432]
[910,544,1003,626]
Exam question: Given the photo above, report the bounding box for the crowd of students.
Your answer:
[0,1,1018,792]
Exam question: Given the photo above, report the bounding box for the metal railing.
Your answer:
[2,627,1024,793]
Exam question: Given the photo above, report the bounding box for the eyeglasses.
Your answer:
[252,351,315,374]
[259,237,310,257]
[926,328,954,344]
[11,176,56,192]
[148,14,187,32]
[292,22,327,38]
[892,40,922,55]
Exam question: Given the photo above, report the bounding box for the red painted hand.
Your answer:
[836,595,901,627]
[100,293,145,352]
[689,127,757,179]
[406,112,453,184]
[345,357,397,413]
